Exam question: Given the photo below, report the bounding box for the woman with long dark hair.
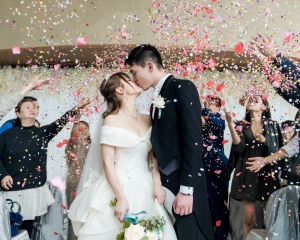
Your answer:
[0,96,90,237]
[226,92,282,239]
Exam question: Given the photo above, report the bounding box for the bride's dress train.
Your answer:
[68,126,177,240]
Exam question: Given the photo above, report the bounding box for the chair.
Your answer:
[0,192,10,240]
[11,229,30,240]
[0,191,30,240]
[246,185,300,240]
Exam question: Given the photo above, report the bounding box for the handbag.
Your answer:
[6,199,23,237]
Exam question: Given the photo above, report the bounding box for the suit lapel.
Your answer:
[152,75,174,129]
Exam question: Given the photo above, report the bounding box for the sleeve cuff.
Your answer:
[179,185,194,195]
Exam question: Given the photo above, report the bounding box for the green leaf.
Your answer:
[116,232,124,240]
[123,220,131,230]
[140,237,149,240]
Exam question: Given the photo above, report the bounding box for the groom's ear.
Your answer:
[146,62,154,72]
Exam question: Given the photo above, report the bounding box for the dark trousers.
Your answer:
[206,172,229,240]
[173,211,207,240]
[19,220,34,237]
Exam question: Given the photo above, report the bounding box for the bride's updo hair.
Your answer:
[100,72,131,118]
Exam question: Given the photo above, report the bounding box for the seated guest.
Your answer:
[0,96,90,237]
[202,95,229,240]
[0,118,40,134]
[0,76,49,121]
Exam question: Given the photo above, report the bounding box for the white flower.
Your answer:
[153,95,166,109]
[145,229,164,240]
[124,224,146,240]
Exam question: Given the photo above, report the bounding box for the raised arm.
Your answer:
[65,112,83,166]
[224,108,241,145]
[43,98,91,141]
[246,132,298,172]
[0,75,50,121]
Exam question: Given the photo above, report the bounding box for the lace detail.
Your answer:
[83,169,101,189]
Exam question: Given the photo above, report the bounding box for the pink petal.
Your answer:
[31,65,38,70]
[51,176,66,190]
[77,37,88,46]
[54,64,60,71]
[272,80,281,88]
[214,170,222,174]
[236,126,243,132]
[284,32,291,42]
[207,145,212,151]
[12,46,21,54]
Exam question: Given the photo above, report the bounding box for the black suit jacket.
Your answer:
[150,75,214,239]
[150,75,204,188]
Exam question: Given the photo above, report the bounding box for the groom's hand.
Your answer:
[173,192,193,216]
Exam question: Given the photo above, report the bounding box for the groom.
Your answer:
[125,45,214,240]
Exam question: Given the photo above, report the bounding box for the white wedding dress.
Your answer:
[68,126,177,240]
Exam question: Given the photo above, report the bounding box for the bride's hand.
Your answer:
[114,197,129,223]
[152,184,166,205]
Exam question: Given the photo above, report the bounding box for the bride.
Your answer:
[68,72,177,240]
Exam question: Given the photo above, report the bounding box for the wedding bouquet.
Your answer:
[116,215,166,240]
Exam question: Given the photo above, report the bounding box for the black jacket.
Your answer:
[150,75,214,240]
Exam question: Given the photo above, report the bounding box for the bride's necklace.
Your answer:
[120,108,139,121]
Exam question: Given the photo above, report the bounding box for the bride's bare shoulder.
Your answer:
[103,114,120,127]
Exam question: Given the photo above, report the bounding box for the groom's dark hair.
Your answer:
[125,44,164,69]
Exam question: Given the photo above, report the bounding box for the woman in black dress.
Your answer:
[225,93,282,239]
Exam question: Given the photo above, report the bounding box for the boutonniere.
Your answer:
[152,93,166,119]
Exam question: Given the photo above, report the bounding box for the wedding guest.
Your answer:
[225,91,282,239]
[202,95,229,240]
[0,96,90,237]
[65,112,91,240]
[0,75,49,121]
[249,34,300,109]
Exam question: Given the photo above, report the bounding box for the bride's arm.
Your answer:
[102,144,129,222]
[148,149,166,204]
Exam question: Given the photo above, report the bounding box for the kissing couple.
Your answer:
[68,45,214,240]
